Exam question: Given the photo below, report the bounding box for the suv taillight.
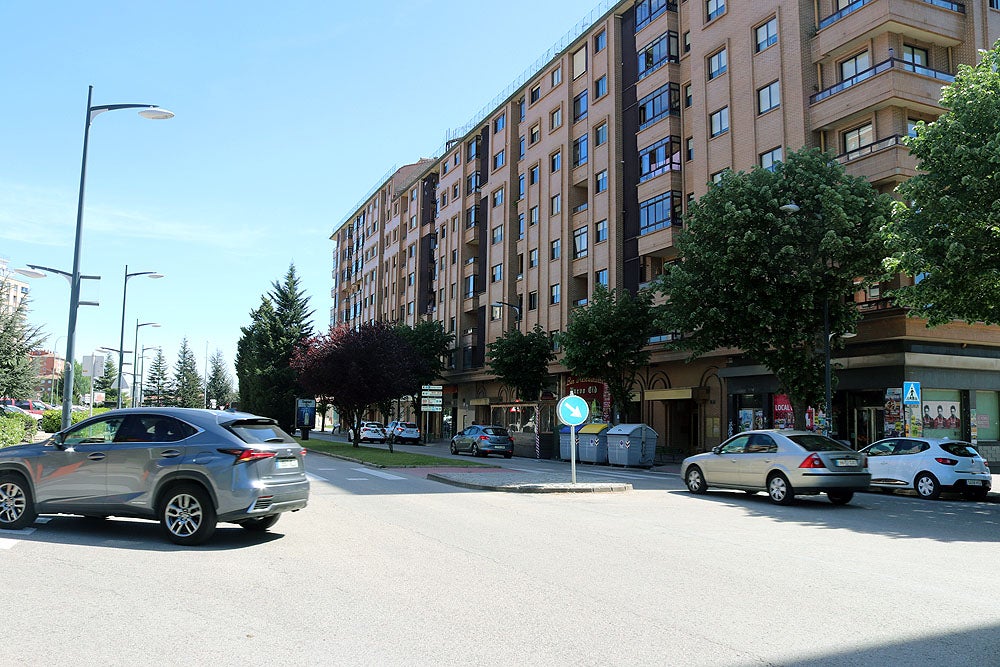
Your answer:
[218,448,277,464]
[799,453,827,469]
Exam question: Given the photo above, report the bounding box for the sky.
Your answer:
[0,0,602,383]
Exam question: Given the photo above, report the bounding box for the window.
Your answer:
[573,226,588,259]
[595,269,608,287]
[518,136,525,160]
[551,239,561,259]
[639,191,681,234]
[902,44,929,69]
[550,107,562,130]
[595,30,607,52]
[573,91,588,122]
[407,272,415,286]
[530,84,541,104]
[707,0,725,21]
[530,164,539,184]
[573,46,587,79]
[758,80,780,114]
[465,204,479,228]
[551,151,562,172]
[639,31,679,79]
[755,17,777,52]
[843,123,873,153]
[573,134,589,167]
[709,107,729,137]
[551,193,561,215]
[491,264,502,283]
[467,136,480,161]
[551,66,562,86]
[595,123,608,146]
[440,192,448,208]
[530,124,540,143]
[464,274,477,298]
[518,97,526,121]
[493,150,505,170]
[708,48,727,80]
[494,113,506,133]
[550,283,561,305]
[529,248,538,267]
[451,249,457,264]
[683,31,690,53]
[518,174,525,199]
[638,82,680,129]
[685,137,693,161]
[595,169,608,193]
[518,212,525,238]
[639,136,680,182]
[467,171,481,194]
[760,146,783,171]
[841,51,870,81]
[529,291,538,310]
[684,83,692,107]
[595,75,607,98]
[907,118,919,137]
[452,183,459,199]
[595,219,608,243]
[492,225,503,244]
[492,188,504,207]
[635,0,670,31]
[530,206,539,225]
[711,170,726,185]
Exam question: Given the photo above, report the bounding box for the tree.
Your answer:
[205,349,235,409]
[56,360,90,405]
[488,324,557,450]
[94,357,119,408]
[236,265,314,430]
[559,285,657,424]
[884,39,1000,326]
[291,322,419,451]
[394,319,455,416]
[0,283,46,400]
[144,349,173,406]
[654,147,891,427]
[173,338,204,408]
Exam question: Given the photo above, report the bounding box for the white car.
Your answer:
[356,422,386,443]
[387,421,420,445]
[861,437,991,500]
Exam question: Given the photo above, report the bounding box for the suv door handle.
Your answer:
[160,449,181,458]
[87,452,106,461]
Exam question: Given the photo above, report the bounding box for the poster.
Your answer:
[921,400,961,434]
[884,388,904,438]
[773,394,794,429]
[739,409,754,432]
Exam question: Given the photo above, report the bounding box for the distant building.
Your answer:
[0,257,31,314]
[30,350,66,404]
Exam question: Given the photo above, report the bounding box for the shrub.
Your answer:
[41,408,106,432]
[0,414,35,448]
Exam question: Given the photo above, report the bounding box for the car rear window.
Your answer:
[940,443,977,457]
[786,434,854,452]
[228,419,296,444]
[402,422,417,429]
[482,427,509,436]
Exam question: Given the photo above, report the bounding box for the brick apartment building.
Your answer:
[331,0,1000,461]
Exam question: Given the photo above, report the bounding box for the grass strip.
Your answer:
[297,439,492,468]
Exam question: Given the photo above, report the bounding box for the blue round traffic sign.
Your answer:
[557,394,590,427]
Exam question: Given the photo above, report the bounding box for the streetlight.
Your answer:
[43,86,172,429]
[491,300,522,331]
[130,321,161,407]
[116,266,164,408]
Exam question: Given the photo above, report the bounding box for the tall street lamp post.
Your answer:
[131,321,161,407]
[116,266,164,407]
[54,86,172,428]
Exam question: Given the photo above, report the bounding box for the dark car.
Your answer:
[450,425,514,458]
[0,407,309,545]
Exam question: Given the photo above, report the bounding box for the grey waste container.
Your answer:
[578,423,610,464]
[558,425,577,461]
[607,424,658,467]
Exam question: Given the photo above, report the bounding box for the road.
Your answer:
[2,449,999,666]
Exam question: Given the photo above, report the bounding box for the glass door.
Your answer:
[854,407,884,450]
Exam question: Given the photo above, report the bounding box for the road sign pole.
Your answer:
[571,423,577,484]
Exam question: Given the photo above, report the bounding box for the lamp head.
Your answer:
[138,107,174,120]
[13,267,47,279]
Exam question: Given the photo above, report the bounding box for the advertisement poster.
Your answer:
[773,394,794,429]
[971,409,979,445]
[739,409,754,432]
[921,400,961,436]
[884,388,904,437]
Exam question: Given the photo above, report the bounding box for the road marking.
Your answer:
[0,526,35,549]
[346,478,369,481]
[352,468,406,480]
[306,473,327,482]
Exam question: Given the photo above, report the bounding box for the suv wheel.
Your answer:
[160,484,217,545]
[0,473,37,530]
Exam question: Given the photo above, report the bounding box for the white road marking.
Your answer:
[346,478,369,481]
[352,468,406,480]
[306,473,327,482]
[0,527,35,549]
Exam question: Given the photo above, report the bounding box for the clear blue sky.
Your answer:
[1,0,599,382]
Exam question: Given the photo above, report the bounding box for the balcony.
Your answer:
[637,223,680,257]
[813,0,965,62]
[835,134,919,186]
[810,58,953,130]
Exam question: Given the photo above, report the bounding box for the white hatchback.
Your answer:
[861,437,991,500]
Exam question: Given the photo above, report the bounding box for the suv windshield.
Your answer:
[786,434,854,452]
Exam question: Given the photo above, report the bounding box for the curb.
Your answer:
[427,473,631,494]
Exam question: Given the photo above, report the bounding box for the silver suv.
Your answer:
[0,408,309,545]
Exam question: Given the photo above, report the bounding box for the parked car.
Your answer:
[681,430,870,505]
[860,437,991,500]
[356,422,387,443]
[1,404,43,424]
[0,407,309,545]
[451,425,514,458]
[387,420,420,445]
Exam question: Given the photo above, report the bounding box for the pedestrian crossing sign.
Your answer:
[903,381,921,405]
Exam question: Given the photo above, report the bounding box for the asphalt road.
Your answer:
[2,451,999,666]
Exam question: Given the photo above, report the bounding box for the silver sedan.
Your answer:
[681,430,870,505]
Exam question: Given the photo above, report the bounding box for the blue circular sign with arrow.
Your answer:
[557,394,590,427]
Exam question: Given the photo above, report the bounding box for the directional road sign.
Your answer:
[422,396,443,405]
[421,405,443,412]
[421,385,442,393]
[557,394,590,427]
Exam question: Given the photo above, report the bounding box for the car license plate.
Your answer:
[967,480,982,486]
[834,459,857,467]
[276,458,298,469]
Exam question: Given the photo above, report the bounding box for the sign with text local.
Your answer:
[557,394,590,427]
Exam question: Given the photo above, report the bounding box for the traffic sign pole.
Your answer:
[557,392,590,485]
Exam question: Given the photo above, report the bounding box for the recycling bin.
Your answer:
[607,423,658,467]
[578,423,610,464]
[558,425,577,461]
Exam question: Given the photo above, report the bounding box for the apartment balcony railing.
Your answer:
[835,134,905,163]
[811,57,954,104]
[818,0,963,31]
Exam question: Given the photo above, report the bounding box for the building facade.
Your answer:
[332,0,1000,461]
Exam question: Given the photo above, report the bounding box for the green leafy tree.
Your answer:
[56,360,91,405]
[884,39,1000,326]
[205,349,235,409]
[395,319,455,415]
[144,349,173,406]
[236,265,314,430]
[559,285,657,424]
[173,337,204,408]
[654,147,891,427]
[0,282,46,400]
[488,324,556,403]
[94,356,119,408]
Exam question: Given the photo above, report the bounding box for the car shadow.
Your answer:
[1,514,284,551]
[678,488,1000,544]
